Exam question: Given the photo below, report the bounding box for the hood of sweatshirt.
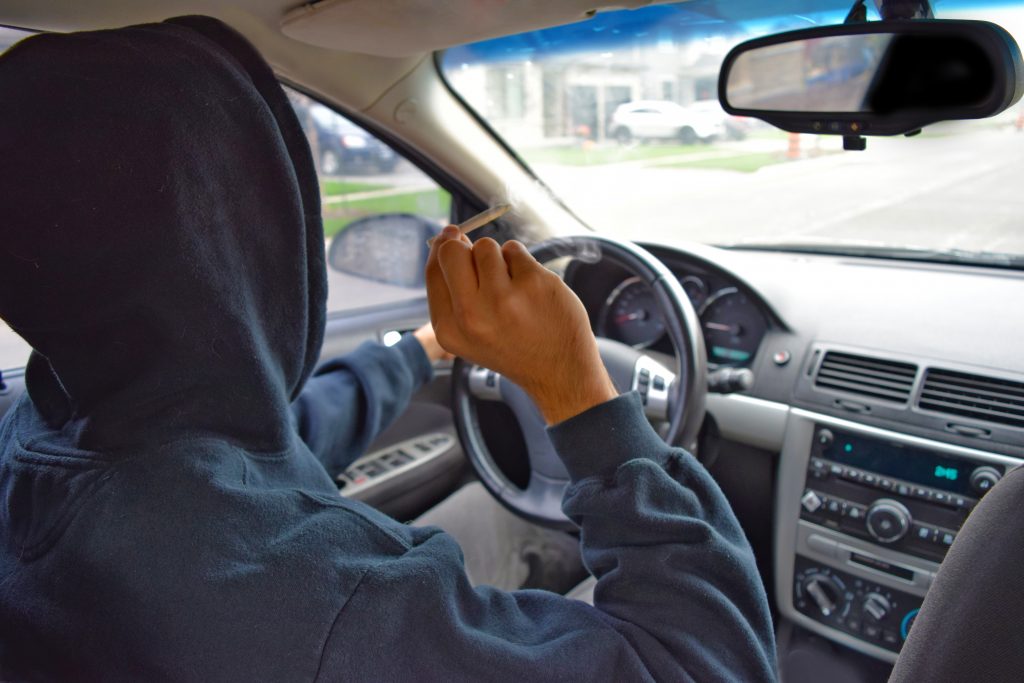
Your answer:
[0,16,325,453]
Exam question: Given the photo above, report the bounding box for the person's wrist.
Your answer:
[527,366,618,426]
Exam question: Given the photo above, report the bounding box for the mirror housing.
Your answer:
[327,213,441,288]
[719,19,1024,137]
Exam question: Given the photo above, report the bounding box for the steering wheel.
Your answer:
[452,235,707,529]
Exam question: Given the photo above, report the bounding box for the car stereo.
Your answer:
[775,409,1022,663]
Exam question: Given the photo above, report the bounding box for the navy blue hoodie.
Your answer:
[0,17,776,682]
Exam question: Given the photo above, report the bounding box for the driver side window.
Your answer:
[284,87,452,315]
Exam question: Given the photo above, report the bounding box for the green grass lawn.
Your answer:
[657,151,787,173]
[521,142,718,166]
[322,188,451,237]
[320,179,389,196]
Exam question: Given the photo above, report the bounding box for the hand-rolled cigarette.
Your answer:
[427,203,512,247]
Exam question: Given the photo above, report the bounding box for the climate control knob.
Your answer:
[865,499,912,543]
[863,592,891,622]
[802,574,845,617]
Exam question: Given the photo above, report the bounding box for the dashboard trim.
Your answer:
[706,393,789,452]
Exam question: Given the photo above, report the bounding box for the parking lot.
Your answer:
[533,121,1024,255]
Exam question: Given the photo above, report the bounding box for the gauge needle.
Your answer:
[615,311,648,324]
[705,321,742,335]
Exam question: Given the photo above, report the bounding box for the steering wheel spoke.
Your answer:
[467,364,503,401]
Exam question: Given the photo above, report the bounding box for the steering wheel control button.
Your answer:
[632,354,674,421]
[969,466,1002,494]
[865,499,912,543]
[467,364,503,401]
[801,490,823,513]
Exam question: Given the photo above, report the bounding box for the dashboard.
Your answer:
[567,239,1024,668]
[569,246,778,369]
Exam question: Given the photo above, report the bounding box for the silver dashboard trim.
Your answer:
[706,393,789,451]
[775,408,1024,663]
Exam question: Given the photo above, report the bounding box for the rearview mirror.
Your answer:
[719,20,1023,137]
[327,213,441,288]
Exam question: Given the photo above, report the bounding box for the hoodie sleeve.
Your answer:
[291,334,433,475]
[317,392,777,682]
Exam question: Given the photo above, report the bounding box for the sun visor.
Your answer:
[280,0,671,57]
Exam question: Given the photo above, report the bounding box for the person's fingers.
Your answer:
[437,238,478,312]
[502,240,540,279]
[425,226,460,327]
[472,238,510,291]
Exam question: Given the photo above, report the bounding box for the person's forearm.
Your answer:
[291,334,432,473]
[551,392,778,681]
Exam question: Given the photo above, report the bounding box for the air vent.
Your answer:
[918,369,1024,429]
[814,351,917,403]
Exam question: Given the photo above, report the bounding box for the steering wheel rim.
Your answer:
[452,235,707,530]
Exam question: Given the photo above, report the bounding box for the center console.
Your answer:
[776,408,1022,662]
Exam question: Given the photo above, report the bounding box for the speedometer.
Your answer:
[699,287,767,366]
[598,277,666,349]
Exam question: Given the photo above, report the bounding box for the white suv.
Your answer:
[610,100,724,145]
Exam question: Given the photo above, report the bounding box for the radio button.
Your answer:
[840,467,862,482]
[939,530,956,546]
[863,474,877,486]
[801,490,823,513]
[913,487,929,498]
[896,483,911,496]
[866,499,912,543]
[879,478,893,490]
[846,505,864,521]
[913,523,933,541]
[826,499,842,515]
[930,490,951,505]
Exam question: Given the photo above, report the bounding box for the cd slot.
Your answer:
[849,551,916,582]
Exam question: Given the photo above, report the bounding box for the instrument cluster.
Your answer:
[597,266,769,368]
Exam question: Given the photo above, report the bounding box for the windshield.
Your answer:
[441,0,1024,263]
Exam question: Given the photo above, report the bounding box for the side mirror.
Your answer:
[327,213,441,288]
[719,19,1024,137]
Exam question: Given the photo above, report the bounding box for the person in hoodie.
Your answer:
[0,15,777,683]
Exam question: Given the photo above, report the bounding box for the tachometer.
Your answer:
[699,287,767,366]
[598,276,666,348]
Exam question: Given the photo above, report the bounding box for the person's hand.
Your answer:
[426,225,617,425]
[412,322,454,363]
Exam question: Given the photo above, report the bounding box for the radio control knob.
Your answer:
[802,574,844,617]
[863,592,891,622]
[865,499,912,543]
[969,466,1001,495]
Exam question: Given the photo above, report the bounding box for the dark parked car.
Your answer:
[293,98,398,175]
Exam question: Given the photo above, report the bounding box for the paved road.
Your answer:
[536,125,1024,254]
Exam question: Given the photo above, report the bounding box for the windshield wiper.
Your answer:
[726,242,1024,270]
